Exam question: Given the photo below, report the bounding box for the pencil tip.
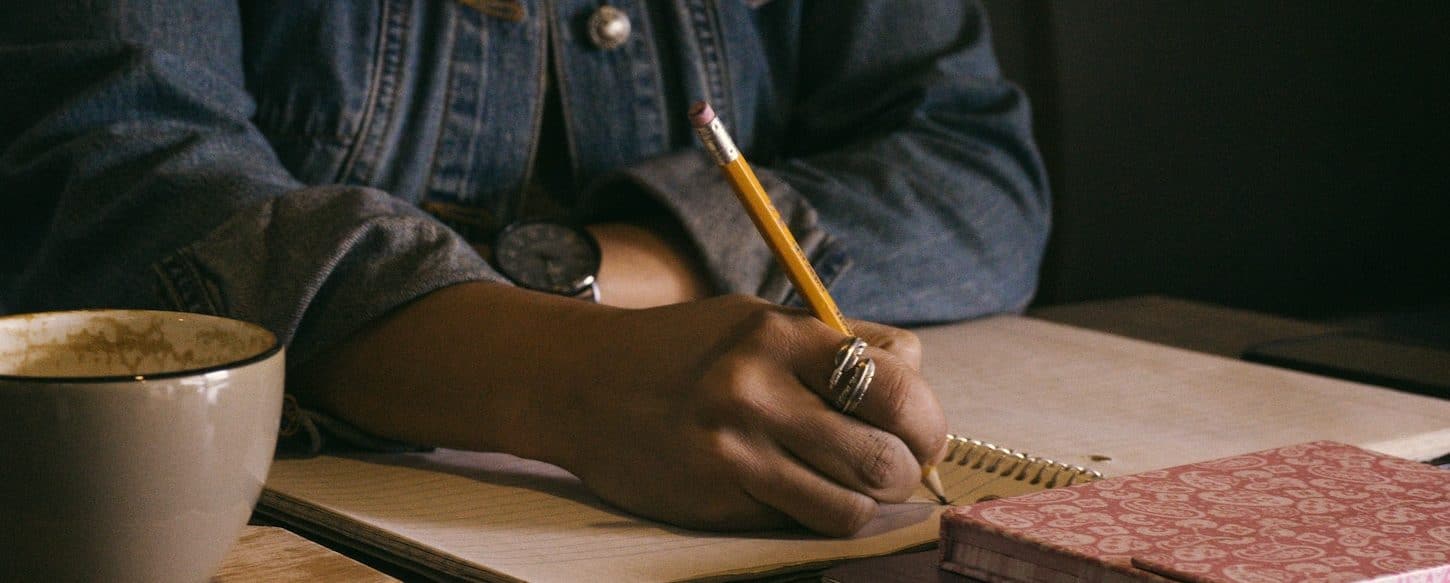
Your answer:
[922,465,949,505]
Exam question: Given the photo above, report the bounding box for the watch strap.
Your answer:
[574,281,601,303]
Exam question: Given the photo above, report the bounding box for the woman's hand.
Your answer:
[297,284,946,537]
[534,294,947,536]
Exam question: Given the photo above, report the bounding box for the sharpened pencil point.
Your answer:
[923,465,948,505]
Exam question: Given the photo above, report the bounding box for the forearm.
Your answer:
[291,281,613,466]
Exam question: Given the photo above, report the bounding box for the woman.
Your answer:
[0,0,1048,536]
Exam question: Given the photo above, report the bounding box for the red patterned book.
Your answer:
[941,441,1450,583]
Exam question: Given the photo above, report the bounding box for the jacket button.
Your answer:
[587,5,631,50]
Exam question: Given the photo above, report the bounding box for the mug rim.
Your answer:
[0,309,283,384]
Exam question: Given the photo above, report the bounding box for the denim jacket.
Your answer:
[1,1,1048,373]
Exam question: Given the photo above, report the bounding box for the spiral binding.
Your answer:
[943,434,1104,490]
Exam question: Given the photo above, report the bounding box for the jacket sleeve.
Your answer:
[588,1,1049,325]
[0,0,504,369]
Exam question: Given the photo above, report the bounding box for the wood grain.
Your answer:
[213,526,397,582]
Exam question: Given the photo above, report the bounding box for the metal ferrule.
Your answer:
[694,117,740,165]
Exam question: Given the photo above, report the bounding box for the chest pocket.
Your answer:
[241,0,394,187]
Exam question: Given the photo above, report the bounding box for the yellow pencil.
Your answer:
[689,101,948,505]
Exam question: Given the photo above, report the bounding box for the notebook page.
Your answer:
[918,316,1450,476]
[265,449,959,583]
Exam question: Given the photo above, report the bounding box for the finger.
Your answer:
[849,348,948,465]
[739,443,879,537]
[849,320,922,371]
[768,398,921,503]
[797,340,948,468]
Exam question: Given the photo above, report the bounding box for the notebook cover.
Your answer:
[940,441,1450,583]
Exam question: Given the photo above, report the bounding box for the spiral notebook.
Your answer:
[258,435,1095,583]
[257,316,1450,582]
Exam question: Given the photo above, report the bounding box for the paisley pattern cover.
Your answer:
[941,441,1450,583]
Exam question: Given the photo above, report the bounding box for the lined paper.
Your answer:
[265,449,951,582]
[262,316,1450,582]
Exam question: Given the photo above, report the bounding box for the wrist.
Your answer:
[587,219,710,309]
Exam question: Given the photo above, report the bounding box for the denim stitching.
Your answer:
[335,0,399,184]
[424,6,491,204]
[625,0,668,152]
[703,0,738,132]
[421,3,463,202]
[683,0,728,111]
[350,0,415,187]
[452,16,490,202]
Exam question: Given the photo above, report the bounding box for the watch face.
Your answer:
[493,221,601,295]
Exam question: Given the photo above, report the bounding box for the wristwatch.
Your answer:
[492,219,602,302]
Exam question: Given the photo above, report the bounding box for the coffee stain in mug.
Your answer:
[4,315,268,378]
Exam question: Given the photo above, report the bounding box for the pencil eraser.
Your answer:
[689,101,716,127]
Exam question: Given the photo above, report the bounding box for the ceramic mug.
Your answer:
[0,309,284,583]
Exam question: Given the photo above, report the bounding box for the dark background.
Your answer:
[982,1,1449,320]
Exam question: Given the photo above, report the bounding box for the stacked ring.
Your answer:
[829,337,867,390]
[834,358,875,415]
[828,336,876,416]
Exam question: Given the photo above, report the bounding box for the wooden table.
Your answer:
[214,526,397,582]
[214,295,1339,581]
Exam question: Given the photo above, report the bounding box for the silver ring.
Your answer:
[829,337,867,390]
[834,357,876,415]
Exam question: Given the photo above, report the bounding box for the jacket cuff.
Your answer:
[582,149,852,306]
[151,185,505,369]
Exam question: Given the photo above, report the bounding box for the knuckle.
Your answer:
[896,329,921,350]
[892,330,922,362]
[701,430,740,465]
[715,354,755,391]
[698,354,790,433]
[859,434,915,496]
[859,433,897,490]
[693,379,754,429]
[705,357,762,411]
[744,305,795,337]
